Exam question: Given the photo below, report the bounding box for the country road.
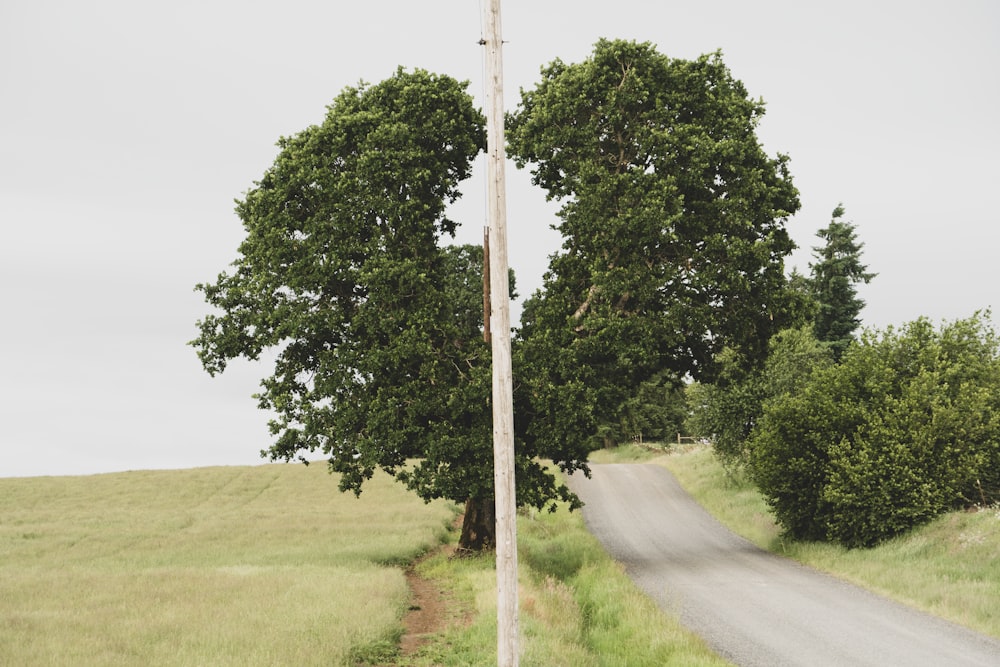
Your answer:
[567,464,1000,667]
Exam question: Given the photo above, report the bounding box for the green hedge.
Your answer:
[749,314,1000,547]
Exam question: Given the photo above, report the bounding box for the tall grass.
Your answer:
[16,444,990,664]
[659,444,1000,640]
[403,502,731,666]
[0,464,457,666]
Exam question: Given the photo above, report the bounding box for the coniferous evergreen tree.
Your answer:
[810,204,876,360]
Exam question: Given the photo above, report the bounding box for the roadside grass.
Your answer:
[0,464,457,666]
[647,443,1000,640]
[403,501,730,666]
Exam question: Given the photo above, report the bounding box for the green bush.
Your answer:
[685,375,762,470]
[749,359,866,541]
[750,314,1000,547]
[687,327,831,472]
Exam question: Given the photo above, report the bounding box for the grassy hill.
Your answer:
[0,464,457,666]
[0,462,727,666]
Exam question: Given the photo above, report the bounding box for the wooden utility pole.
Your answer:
[483,227,491,344]
[481,0,518,665]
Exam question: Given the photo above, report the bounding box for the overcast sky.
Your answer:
[2,1,998,477]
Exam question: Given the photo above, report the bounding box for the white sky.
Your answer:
[2,1,997,477]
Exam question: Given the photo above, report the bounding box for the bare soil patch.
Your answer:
[396,523,474,660]
[398,550,451,655]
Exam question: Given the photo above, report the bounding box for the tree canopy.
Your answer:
[194,43,815,549]
[191,69,572,550]
[509,40,801,452]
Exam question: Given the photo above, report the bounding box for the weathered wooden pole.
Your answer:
[481,0,518,664]
[483,227,492,344]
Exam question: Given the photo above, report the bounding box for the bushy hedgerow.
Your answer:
[686,327,832,471]
[749,314,1000,547]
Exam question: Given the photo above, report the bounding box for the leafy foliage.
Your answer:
[809,204,876,360]
[688,202,873,475]
[616,374,689,445]
[687,327,832,470]
[509,40,800,453]
[192,69,575,550]
[760,326,835,399]
[750,314,1000,547]
[684,351,763,470]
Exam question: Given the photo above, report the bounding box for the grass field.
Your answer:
[593,444,1000,641]
[2,461,730,666]
[16,445,988,665]
[0,464,457,666]
[0,465,726,667]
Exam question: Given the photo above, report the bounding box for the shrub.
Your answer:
[685,375,763,470]
[749,357,866,541]
[750,314,1000,547]
[687,327,831,472]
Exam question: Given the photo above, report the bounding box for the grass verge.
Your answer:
[398,502,730,666]
[648,443,1000,640]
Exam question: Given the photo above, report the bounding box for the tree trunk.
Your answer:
[459,497,496,551]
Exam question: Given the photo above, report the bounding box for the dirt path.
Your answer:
[568,463,1000,667]
[395,526,475,662]
[398,549,451,656]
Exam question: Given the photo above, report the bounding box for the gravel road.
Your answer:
[567,463,1000,666]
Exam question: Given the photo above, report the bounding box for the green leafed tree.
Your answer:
[810,204,876,360]
[684,349,764,471]
[191,69,573,551]
[508,40,801,453]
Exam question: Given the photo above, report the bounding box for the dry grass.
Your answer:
[0,464,457,666]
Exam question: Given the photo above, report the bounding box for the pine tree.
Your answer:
[810,204,876,360]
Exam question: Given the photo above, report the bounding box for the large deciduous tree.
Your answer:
[191,69,572,551]
[508,40,801,452]
[809,204,876,360]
